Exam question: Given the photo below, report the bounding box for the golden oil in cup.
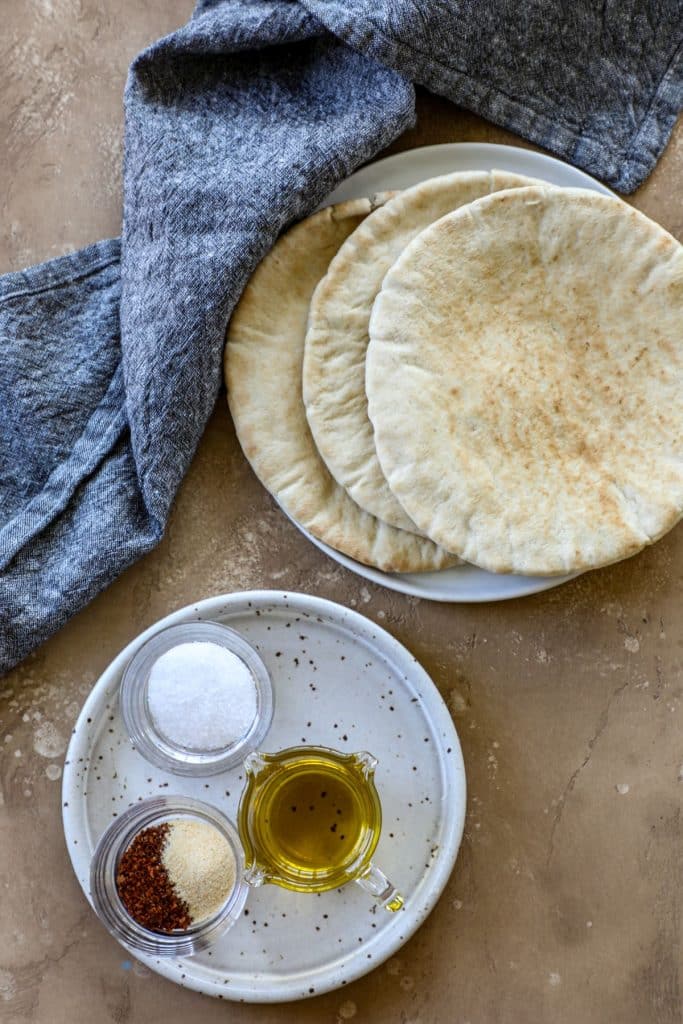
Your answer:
[238,746,403,910]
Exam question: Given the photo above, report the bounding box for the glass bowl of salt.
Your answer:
[120,621,274,776]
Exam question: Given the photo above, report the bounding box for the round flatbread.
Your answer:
[302,170,540,531]
[367,185,683,575]
[225,199,458,573]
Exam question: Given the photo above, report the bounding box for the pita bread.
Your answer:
[302,171,539,530]
[225,199,458,573]
[367,186,683,575]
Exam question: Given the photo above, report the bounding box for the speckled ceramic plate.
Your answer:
[282,142,612,602]
[62,591,466,1002]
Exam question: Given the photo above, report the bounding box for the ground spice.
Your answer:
[116,823,192,932]
[162,820,236,922]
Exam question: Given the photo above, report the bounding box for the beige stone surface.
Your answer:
[0,3,681,1022]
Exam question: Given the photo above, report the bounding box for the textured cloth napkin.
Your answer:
[1,0,681,673]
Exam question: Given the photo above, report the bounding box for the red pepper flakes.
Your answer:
[116,823,192,932]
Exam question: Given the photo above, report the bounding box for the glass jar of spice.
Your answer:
[90,796,249,957]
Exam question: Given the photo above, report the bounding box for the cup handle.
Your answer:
[355,863,404,912]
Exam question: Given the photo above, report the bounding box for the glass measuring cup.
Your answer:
[238,746,403,911]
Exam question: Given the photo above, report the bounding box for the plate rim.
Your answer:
[325,141,616,201]
[62,589,466,1002]
[287,507,580,603]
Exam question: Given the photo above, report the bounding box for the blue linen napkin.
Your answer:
[1,0,681,673]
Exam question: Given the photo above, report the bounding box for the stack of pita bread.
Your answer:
[225,169,683,577]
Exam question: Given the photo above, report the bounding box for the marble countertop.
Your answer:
[1,4,681,1022]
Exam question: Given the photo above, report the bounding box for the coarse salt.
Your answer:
[147,641,258,751]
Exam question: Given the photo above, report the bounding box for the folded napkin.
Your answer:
[1,0,681,673]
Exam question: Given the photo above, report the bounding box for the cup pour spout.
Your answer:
[354,750,378,779]
[243,751,268,776]
[244,863,268,887]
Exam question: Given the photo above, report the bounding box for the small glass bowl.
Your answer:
[120,621,274,776]
[89,796,249,957]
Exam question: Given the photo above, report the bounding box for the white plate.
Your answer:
[327,142,614,203]
[63,591,466,1002]
[292,142,613,602]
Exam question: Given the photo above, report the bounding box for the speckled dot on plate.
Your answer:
[62,591,466,1002]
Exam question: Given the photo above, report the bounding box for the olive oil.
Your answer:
[239,747,382,893]
[263,764,368,872]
